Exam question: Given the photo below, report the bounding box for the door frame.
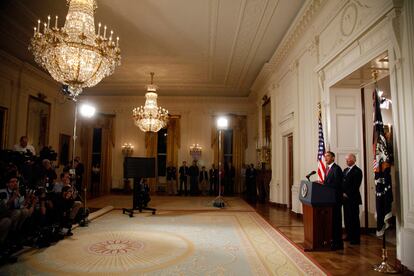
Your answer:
[282,132,293,208]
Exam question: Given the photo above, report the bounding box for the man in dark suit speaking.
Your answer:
[342,153,363,245]
[324,151,344,250]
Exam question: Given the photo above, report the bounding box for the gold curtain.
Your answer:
[80,126,93,196]
[211,116,219,167]
[145,132,158,190]
[211,115,247,193]
[80,114,115,198]
[231,115,247,193]
[144,115,181,190]
[166,116,181,168]
[145,132,158,158]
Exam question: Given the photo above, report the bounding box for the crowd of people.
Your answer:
[165,160,259,198]
[0,136,86,264]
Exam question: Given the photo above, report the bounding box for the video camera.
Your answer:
[0,149,36,168]
[39,146,57,162]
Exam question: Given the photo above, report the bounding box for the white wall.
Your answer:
[81,95,257,189]
[0,50,74,158]
[251,0,414,269]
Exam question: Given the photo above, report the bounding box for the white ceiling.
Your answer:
[0,0,304,97]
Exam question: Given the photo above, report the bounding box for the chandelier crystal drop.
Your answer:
[29,0,121,99]
[132,72,169,132]
[189,144,202,160]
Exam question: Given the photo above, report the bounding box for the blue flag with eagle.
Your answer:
[373,88,393,236]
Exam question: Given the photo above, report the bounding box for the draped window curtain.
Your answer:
[211,115,247,193]
[166,116,181,167]
[80,113,115,198]
[145,116,181,190]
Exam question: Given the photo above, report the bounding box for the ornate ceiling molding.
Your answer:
[251,0,327,94]
[1,0,305,98]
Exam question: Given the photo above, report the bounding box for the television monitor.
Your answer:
[124,157,156,178]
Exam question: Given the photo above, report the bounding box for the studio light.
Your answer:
[217,117,228,130]
[80,103,96,118]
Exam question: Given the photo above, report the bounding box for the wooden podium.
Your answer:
[299,180,336,251]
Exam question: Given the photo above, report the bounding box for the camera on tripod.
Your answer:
[39,146,57,162]
[0,149,35,167]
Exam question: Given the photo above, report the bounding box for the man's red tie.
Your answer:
[326,166,330,176]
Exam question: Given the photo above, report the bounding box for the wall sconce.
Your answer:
[189,143,202,160]
[122,143,134,157]
[261,146,271,163]
[256,145,271,164]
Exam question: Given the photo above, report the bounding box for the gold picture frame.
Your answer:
[26,95,51,153]
[0,106,8,150]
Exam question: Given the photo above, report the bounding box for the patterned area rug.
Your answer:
[88,195,255,211]
[1,210,326,275]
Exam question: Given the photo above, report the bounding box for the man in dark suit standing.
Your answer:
[342,153,363,244]
[178,161,189,196]
[166,162,177,196]
[209,164,218,195]
[324,151,344,250]
[189,160,200,195]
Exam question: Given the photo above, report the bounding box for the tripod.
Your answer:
[212,128,227,208]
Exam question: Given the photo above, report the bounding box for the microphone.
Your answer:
[306,171,316,181]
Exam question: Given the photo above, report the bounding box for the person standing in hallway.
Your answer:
[199,166,209,195]
[178,161,189,196]
[240,163,246,193]
[323,151,344,250]
[166,162,177,196]
[209,164,218,195]
[189,160,199,195]
[246,164,257,201]
[228,162,235,195]
[342,153,363,245]
[73,156,84,194]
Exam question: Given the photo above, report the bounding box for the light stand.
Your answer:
[212,117,228,208]
[70,99,96,227]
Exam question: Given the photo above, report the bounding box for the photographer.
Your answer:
[74,156,84,193]
[51,186,81,236]
[52,172,71,194]
[39,159,57,191]
[13,136,36,156]
[0,194,12,261]
[0,175,35,248]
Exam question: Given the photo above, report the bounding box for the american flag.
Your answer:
[317,106,326,182]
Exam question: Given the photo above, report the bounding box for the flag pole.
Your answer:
[371,69,398,274]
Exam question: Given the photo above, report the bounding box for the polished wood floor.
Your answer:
[250,201,413,276]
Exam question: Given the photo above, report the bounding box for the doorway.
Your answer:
[283,133,294,209]
[288,134,293,209]
[330,52,396,241]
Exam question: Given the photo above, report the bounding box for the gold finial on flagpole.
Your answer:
[317,102,322,118]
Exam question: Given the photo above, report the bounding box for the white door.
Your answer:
[329,88,365,225]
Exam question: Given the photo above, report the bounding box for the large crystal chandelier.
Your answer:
[29,0,121,99]
[132,72,169,132]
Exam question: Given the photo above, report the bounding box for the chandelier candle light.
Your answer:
[29,0,121,99]
[133,72,169,133]
[190,144,202,160]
